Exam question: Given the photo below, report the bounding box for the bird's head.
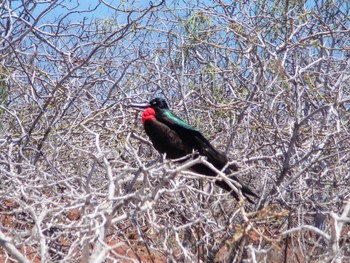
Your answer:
[129,97,169,124]
[129,97,169,110]
[149,98,169,110]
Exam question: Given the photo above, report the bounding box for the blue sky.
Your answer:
[38,0,115,23]
[9,0,154,25]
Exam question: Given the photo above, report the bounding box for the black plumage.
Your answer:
[131,98,258,203]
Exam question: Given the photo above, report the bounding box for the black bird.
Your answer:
[131,98,257,203]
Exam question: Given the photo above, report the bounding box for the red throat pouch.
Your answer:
[142,108,156,124]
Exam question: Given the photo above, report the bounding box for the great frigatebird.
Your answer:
[130,98,258,203]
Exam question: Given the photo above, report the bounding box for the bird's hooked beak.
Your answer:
[129,102,150,109]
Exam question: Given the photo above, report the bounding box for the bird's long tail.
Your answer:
[215,175,258,204]
[190,162,258,203]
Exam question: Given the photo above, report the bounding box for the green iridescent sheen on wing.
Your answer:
[161,109,199,132]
